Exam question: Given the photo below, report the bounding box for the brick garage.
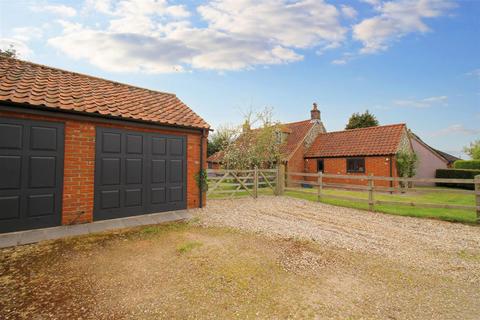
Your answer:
[0,57,209,233]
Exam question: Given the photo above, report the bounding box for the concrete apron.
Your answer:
[0,210,192,249]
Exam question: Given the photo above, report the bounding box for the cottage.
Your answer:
[0,57,209,233]
[304,124,411,187]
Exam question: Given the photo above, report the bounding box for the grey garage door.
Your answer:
[94,127,187,221]
[0,117,64,233]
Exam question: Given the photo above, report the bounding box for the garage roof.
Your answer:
[0,57,209,129]
[305,124,406,158]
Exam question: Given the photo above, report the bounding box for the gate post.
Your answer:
[475,175,480,224]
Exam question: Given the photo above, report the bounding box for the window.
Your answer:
[208,162,213,169]
[317,159,324,172]
[346,158,365,173]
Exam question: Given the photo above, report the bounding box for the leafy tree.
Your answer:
[463,139,480,160]
[0,45,18,58]
[221,107,284,170]
[396,151,418,188]
[345,110,379,130]
[207,126,234,157]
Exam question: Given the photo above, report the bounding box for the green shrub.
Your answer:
[435,169,480,190]
[453,160,480,170]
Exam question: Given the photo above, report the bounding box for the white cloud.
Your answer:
[31,4,77,17]
[394,95,448,108]
[332,58,348,65]
[0,38,33,58]
[341,5,358,19]
[48,0,346,73]
[12,27,44,42]
[429,124,480,137]
[353,0,455,54]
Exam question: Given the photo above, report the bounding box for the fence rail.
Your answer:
[285,169,480,223]
[207,166,480,223]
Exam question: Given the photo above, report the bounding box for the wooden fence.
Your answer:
[207,167,278,199]
[206,165,480,223]
[283,168,480,224]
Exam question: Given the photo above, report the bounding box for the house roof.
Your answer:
[409,132,460,164]
[305,124,406,158]
[279,120,315,159]
[206,119,315,163]
[207,150,224,163]
[433,149,460,163]
[0,57,209,129]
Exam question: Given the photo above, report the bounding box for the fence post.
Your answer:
[276,164,285,195]
[254,166,259,199]
[368,174,375,211]
[317,171,323,202]
[475,175,480,224]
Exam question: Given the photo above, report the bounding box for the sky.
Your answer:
[0,0,478,158]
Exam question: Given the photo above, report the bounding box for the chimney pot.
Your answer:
[311,102,321,121]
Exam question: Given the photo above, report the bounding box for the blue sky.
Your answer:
[0,0,478,158]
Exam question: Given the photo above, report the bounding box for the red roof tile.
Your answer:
[305,124,406,158]
[0,57,209,129]
[207,150,224,163]
[279,120,314,158]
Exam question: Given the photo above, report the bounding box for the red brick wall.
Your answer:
[0,110,206,225]
[304,156,398,188]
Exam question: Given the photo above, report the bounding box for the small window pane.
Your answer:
[347,158,365,173]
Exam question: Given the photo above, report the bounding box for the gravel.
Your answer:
[193,196,480,282]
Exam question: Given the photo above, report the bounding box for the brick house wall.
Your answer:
[0,109,206,225]
[304,156,398,188]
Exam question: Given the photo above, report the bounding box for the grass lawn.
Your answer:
[1,220,478,319]
[284,186,477,224]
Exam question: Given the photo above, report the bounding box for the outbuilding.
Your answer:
[0,57,209,233]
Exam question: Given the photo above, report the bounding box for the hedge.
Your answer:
[453,160,480,170]
[435,168,480,190]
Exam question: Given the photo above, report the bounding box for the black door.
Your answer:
[0,117,64,233]
[94,127,187,221]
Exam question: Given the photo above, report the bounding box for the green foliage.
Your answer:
[222,107,283,170]
[207,126,234,157]
[435,169,480,190]
[195,169,208,192]
[0,45,18,58]
[396,151,418,178]
[463,140,480,160]
[345,110,379,130]
[453,160,480,170]
[177,241,203,253]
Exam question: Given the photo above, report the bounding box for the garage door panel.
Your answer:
[30,126,57,151]
[0,196,20,220]
[151,159,166,183]
[168,138,183,156]
[101,190,120,209]
[102,132,121,153]
[0,156,22,189]
[0,123,23,149]
[169,159,183,183]
[27,194,54,217]
[127,134,143,154]
[29,156,56,188]
[126,158,142,184]
[101,158,121,185]
[125,189,142,207]
[168,186,183,202]
[151,187,166,204]
[152,137,166,155]
[0,117,64,233]
[95,128,186,220]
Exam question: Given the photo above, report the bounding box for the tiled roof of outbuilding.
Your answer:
[305,124,406,157]
[0,57,209,129]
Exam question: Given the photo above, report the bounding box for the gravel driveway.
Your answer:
[193,196,480,282]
